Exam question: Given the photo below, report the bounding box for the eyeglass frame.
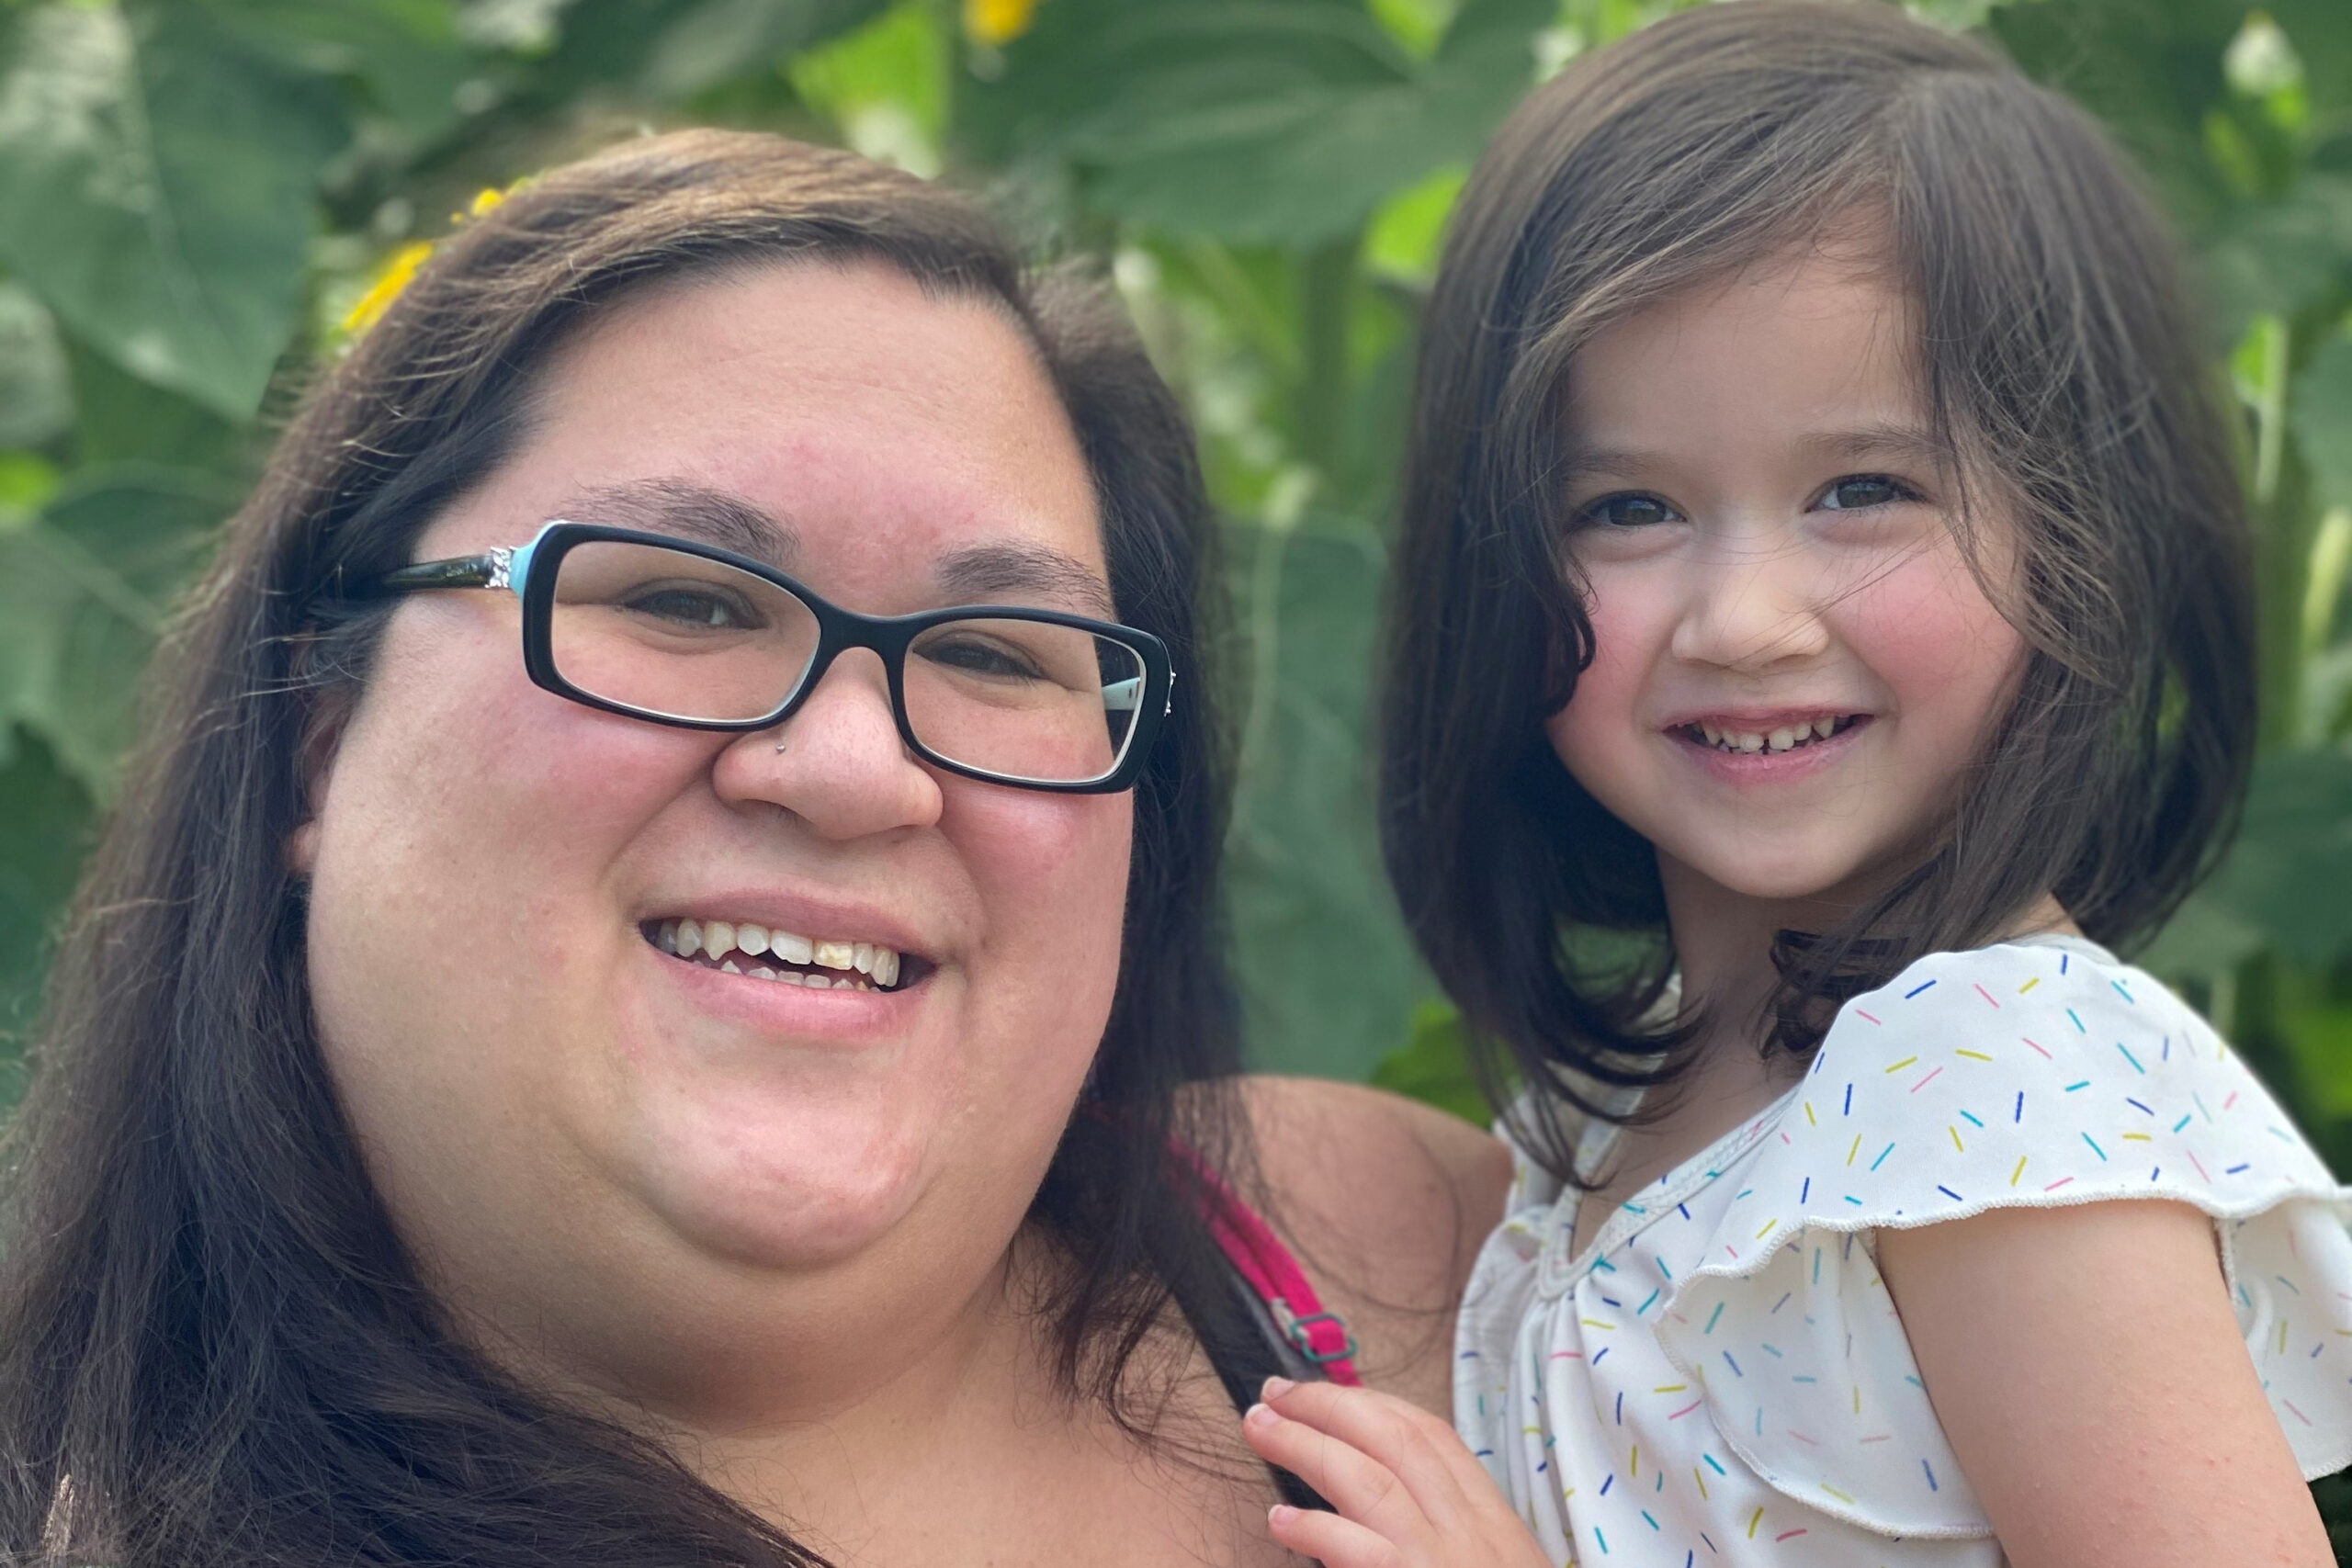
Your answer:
[358,520,1175,795]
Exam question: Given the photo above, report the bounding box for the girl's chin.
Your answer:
[1658,840,1885,910]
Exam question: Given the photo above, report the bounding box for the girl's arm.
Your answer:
[1877,1198,2331,1568]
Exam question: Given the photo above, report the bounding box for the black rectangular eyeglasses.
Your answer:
[362,521,1173,793]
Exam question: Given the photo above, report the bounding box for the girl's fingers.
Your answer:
[1256,1377,1482,1522]
[1266,1502,1406,1568]
[1241,1402,1427,1539]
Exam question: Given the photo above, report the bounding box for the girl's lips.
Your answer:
[1668,712,1873,784]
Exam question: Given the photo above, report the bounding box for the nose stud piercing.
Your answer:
[774,741,788,754]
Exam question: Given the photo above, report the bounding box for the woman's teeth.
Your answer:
[651,917,901,990]
[1688,716,1854,755]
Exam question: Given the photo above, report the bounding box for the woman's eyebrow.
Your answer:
[560,478,800,570]
[935,542,1116,617]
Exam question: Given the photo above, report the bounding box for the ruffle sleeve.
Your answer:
[1652,939,2352,1540]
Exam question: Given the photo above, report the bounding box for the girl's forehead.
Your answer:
[1564,255,1928,454]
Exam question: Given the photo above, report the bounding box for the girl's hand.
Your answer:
[1239,1376,1553,1568]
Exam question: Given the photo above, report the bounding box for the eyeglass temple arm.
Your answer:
[365,546,518,597]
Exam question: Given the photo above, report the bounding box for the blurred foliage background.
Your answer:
[0,0,2349,1143]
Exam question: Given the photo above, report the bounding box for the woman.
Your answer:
[0,131,1506,1566]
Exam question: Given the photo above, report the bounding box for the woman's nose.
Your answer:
[1668,524,1834,672]
[713,650,944,838]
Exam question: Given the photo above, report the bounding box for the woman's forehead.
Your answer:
[433,261,1110,604]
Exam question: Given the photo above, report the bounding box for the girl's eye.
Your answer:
[1815,474,1917,512]
[1577,492,1682,529]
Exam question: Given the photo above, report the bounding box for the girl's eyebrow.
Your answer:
[1792,422,1950,468]
[1555,423,1950,486]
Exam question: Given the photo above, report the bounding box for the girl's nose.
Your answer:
[1668,526,1834,673]
[713,650,944,839]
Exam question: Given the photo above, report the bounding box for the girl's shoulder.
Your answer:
[1635,934,2352,1535]
[1805,932,2333,1209]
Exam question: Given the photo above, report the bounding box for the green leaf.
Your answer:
[1369,999,1489,1124]
[62,333,248,474]
[2151,746,2352,975]
[2294,326,2352,513]
[0,280,71,448]
[0,725,91,1100]
[0,3,347,419]
[962,0,1553,244]
[204,0,476,142]
[1224,522,1436,1077]
[0,463,229,792]
[2199,175,2352,344]
[645,0,889,100]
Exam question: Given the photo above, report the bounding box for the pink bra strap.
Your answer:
[1180,1151,1362,1386]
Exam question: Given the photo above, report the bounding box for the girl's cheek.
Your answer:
[1547,566,1668,780]
[1843,547,2025,721]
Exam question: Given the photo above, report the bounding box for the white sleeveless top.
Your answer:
[1453,935,2352,1565]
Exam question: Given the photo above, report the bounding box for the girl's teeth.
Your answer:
[1769,727,1798,751]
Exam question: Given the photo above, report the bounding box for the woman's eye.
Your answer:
[624,586,760,628]
[1816,475,1917,511]
[923,637,1044,682]
[1578,492,1681,528]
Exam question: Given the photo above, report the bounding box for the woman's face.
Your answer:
[297,262,1132,1390]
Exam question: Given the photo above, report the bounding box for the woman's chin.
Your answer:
[626,1113,933,1272]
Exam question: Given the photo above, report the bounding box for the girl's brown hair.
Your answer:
[1378,1,2256,1173]
[0,130,1248,1563]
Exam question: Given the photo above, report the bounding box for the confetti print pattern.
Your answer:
[1453,936,2352,1565]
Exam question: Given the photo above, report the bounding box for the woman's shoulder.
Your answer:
[1230,1074,1514,1413]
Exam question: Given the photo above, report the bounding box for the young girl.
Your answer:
[1240,4,2349,1564]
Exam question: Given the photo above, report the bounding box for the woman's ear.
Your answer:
[287,659,361,879]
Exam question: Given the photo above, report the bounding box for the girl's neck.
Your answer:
[1656,854,2082,1052]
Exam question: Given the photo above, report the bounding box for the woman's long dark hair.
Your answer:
[0,130,1244,1564]
[1379,2,2256,1177]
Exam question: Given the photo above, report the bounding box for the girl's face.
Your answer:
[1546,247,2027,914]
[293,263,1133,1394]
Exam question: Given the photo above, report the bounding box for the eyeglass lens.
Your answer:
[546,538,1145,784]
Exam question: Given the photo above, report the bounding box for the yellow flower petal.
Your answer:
[341,241,435,336]
[965,0,1039,47]
[468,186,505,219]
